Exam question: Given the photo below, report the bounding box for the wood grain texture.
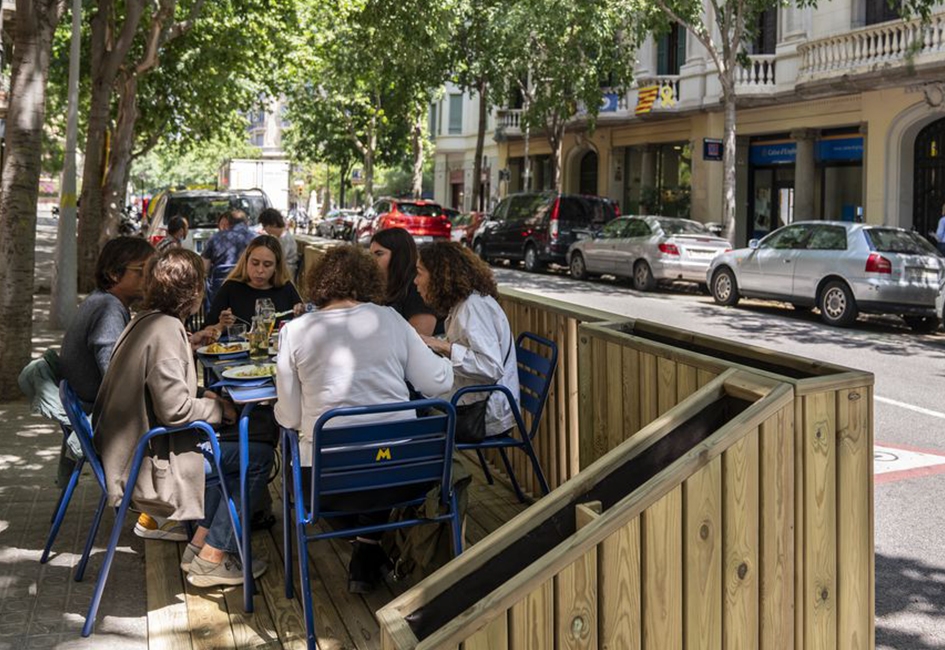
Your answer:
[643,486,683,650]
[657,356,678,417]
[622,347,642,445]
[723,432,760,650]
[555,503,600,650]
[837,387,870,650]
[463,613,509,650]
[639,353,659,428]
[566,317,581,481]
[803,392,837,650]
[606,341,626,456]
[760,407,795,650]
[509,580,554,650]
[222,568,281,650]
[146,540,193,650]
[183,575,236,650]
[577,328,594,471]
[677,364,699,402]
[600,516,642,650]
[683,457,722,650]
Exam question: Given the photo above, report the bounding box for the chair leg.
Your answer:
[41,458,84,564]
[82,496,133,637]
[449,492,463,557]
[74,492,108,582]
[521,437,551,496]
[282,441,294,599]
[475,449,494,485]
[498,448,527,503]
[295,520,317,649]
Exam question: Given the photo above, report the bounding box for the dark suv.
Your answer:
[472,192,618,271]
[144,189,270,254]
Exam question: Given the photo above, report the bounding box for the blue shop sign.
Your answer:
[817,137,863,162]
[600,93,620,112]
[750,142,796,165]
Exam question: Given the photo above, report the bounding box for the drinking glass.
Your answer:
[255,298,275,316]
[227,324,247,342]
[249,317,269,359]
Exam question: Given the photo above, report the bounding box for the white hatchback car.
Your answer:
[707,221,944,330]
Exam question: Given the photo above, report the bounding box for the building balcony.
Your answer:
[734,54,777,96]
[797,11,945,90]
[629,74,681,115]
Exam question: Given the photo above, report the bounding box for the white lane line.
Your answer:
[875,395,945,420]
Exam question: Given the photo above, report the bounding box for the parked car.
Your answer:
[707,221,944,330]
[472,192,618,272]
[567,216,731,290]
[144,189,270,254]
[449,211,487,246]
[315,209,358,239]
[354,198,452,246]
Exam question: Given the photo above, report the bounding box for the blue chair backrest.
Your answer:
[59,381,107,491]
[310,399,456,518]
[514,332,558,439]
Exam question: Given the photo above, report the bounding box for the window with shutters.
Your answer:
[448,94,463,134]
[865,0,900,25]
[752,9,777,54]
[428,102,438,138]
[657,24,686,75]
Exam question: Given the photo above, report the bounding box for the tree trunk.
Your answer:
[364,119,376,206]
[721,82,737,244]
[411,110,423,199]
[0,0,65,400]
[471,79,487,211]
[339,158,349,207]
[103,73,139,237]
[549,122,565,192]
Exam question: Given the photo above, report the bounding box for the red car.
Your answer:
[449,211,487,247]
[356,198,451,245]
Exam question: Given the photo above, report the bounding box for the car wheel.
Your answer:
[711,267,740,306]
[904,315,939,333]
[819,280,858,327]
[523,244,544,272]
[569,252,588,280]
[632,261,655,291]
[473,239,489,263]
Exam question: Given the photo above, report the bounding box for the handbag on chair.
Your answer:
[452,338,512,444]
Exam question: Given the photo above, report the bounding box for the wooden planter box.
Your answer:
[378,370,796,649]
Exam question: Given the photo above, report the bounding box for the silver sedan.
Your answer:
[567,216,732,291]
[707,221,944,330]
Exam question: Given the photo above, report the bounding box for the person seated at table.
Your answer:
[156,215,188,252]
[192,234,303,343]
[414,241,520,440]
[259,207,299,280]
[369,227,442,336]
[274,245,453,593]
[92,249,273,587]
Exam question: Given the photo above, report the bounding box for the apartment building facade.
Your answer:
[431,0,945,246]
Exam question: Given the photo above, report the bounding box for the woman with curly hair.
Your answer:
[414,241,519,440]
[274,245,453,593]
[368,228,442,336]
[93,249,272,587]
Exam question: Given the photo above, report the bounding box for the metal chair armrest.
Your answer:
[450,384,528,440]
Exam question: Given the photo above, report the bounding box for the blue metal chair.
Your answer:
[42,382,107,583]
[281,399,462,650]
[76,398,246,637]
[204,263,235,314]
[452,332,558,503]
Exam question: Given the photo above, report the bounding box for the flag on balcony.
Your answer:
[635,86,659,115]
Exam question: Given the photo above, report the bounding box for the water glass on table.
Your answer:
[227,324,247,342]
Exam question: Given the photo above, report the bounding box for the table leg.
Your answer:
[239,402,255,613]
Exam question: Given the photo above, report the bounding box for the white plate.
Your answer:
[196,341,250,356]
[222,363,276,380]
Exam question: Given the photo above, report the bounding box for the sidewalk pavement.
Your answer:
[0,214,147,649]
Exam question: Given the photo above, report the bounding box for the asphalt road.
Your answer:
[489,261,945,649]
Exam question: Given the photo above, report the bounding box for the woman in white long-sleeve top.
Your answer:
[414,242,519,439]
[273,244,453,593]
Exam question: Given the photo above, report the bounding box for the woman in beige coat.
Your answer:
[93,248,272,587]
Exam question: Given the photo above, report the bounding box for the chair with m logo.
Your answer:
[280,399,462,650]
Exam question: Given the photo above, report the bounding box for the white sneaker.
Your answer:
[133,513,189,542]
[186,553,267,587]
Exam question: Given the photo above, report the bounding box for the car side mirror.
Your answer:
[748,239,760,249]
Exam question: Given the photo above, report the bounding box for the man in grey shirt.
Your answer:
[60,237,155,406]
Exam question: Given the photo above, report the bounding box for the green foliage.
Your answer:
[131,132,260,191]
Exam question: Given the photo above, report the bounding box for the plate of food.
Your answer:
[197,341,250,356]
[222,363,277,380]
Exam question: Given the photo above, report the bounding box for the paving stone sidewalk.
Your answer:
[0,213,147,649]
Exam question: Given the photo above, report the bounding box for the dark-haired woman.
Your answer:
[369,228,441,336]
[415,241,519,439]
[93,249,272,587]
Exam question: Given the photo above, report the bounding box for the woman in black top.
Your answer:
[195,235,303,341]
[369,228,442,336]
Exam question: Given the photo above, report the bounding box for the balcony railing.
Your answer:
[735,54,777,94]
[798,11,945,80]
[497,108,522,130]
[634,74,681,111]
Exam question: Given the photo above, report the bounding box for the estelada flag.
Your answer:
[635,85,659,115]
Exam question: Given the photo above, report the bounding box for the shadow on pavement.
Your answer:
[876,552,945,649]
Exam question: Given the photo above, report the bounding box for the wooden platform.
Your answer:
[145,453,530,650]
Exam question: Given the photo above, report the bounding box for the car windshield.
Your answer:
[164,194,264,228]
[655,218,709,235]
[399,203,441,217]
[866,228,938,255]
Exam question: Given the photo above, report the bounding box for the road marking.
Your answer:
[875,443,945,484]
[875,395,945,420]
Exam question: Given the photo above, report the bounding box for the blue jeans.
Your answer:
[200,441,274,553]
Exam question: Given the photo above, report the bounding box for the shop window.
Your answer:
[657,24,687,76]
[806,225,848,250]
[913,117,945,238]
[865,0,900,25]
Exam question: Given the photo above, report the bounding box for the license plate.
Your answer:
[906,267,938,283]
[687,248,718,258]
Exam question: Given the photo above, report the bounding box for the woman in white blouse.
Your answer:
[414,242,519,438]
[274,245,453,593]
